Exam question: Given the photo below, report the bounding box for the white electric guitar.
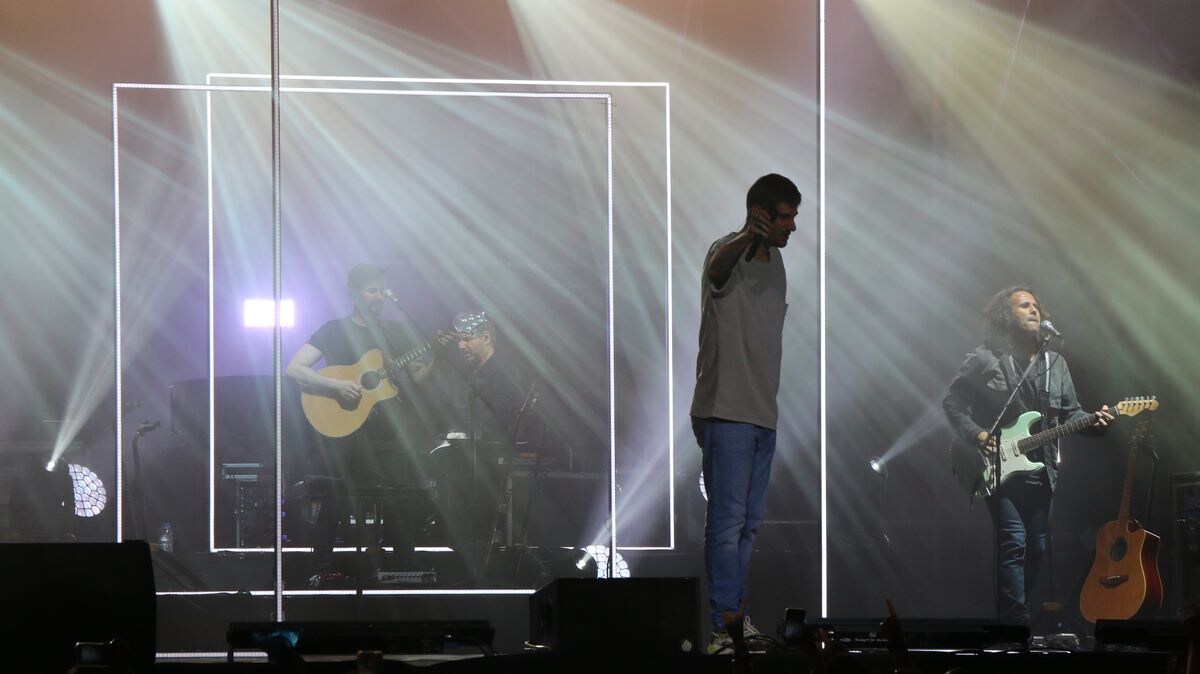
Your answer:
[949,396,1158,496]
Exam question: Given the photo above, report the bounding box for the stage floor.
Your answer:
[143,649,1181,674]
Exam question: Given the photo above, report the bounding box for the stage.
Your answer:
[3,0,1200,671]
[99,643,1192,674]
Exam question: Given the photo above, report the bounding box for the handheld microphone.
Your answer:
[743,205,775,261]
[381,288,401,304]
[1040,320,1063,339]
[743,236,762,262]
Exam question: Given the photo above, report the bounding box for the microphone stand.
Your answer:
[129,420,160,542]
[482,382,537,573]
[980,332,1053,624]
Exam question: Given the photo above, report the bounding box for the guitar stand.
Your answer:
[1142,448,1159,528]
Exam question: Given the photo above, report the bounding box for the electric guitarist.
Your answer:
[942,286,1114,624]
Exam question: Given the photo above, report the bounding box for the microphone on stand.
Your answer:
[1040,320,1063,339]
[381,288,401,305]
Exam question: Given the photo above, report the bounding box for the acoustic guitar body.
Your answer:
[1079,520,1162,623]
[300,349,398,438]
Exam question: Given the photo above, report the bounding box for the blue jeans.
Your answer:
[693,416,777,631]
[985,471,1052,623]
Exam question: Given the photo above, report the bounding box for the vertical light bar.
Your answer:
[205,77,216,554]
[112,85,123,543]
[269,0,285,621]
[818,0,829,618]
[606,95,616,580]
[664,84,675,550]
[211,74,674,552]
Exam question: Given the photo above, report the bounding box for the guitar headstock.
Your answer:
[1114,396,1159,417]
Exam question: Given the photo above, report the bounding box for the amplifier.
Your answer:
[1173,471,1200,613]
[507,471,607,547]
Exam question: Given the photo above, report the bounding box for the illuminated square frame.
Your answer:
[112,75,676,598]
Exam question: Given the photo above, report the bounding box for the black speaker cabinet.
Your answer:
[529,577,699,654]
[0,541,156,673]
[1173,471,1200,614]
[509,470,608,547]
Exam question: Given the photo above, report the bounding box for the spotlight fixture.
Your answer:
[868,457,886,476]
[579,545,631,579]
[67,464,107,517]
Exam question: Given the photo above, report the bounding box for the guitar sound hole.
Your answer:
[361,371,381,390]
[1108,537,1128,562]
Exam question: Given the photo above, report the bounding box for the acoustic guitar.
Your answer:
[1079,413,1163,622]
[301,313,485,437]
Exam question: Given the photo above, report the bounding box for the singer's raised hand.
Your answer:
[745,204,772,239]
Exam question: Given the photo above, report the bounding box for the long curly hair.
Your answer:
[982,285,1051,351]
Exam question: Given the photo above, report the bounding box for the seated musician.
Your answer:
[286,263,451,577]
[444,310,528,443]
[431,311,531,576]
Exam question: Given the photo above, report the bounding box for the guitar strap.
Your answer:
[1000,354,1029,414]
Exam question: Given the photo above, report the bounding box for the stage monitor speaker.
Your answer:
[0,541,155,673]
[227,620,494,657]
[529,577,699,655]
[1095,619,1186,651]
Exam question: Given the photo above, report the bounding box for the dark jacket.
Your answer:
[943,345,1100,492]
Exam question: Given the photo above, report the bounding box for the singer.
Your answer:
[286,263,446,579]
[942,286,1113,623]
[690,173,801,654]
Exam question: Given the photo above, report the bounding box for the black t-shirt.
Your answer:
[445,353,527,443]
[309,315,412,367]
[308,315,419,447]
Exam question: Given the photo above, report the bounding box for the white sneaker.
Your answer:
[707,630,733,654]
[707,618,761,654]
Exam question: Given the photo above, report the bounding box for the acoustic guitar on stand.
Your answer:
[1079,407,1163,622]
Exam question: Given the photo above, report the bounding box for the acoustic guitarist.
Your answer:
[942,286,1113,624]
[286,263,452,577]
